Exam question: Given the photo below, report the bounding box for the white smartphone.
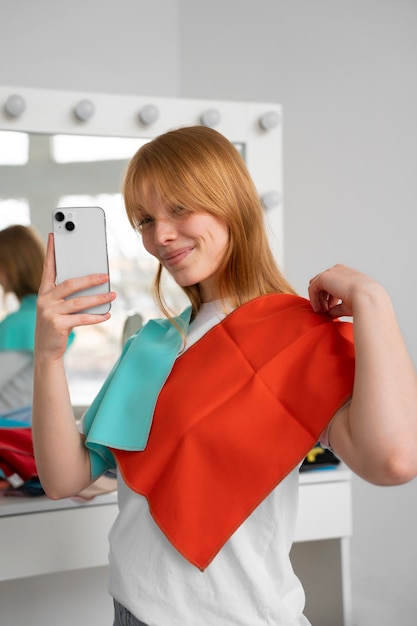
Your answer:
[52,206,111,314]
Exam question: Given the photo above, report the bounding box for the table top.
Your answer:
[0,464,350,518]
[0,489,118,517]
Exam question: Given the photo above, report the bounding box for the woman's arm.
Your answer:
[32,233,116,499]
[309,264,417,486]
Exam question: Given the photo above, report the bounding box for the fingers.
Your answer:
[308,264,373,318]
[40,275,115,319]
[308,271,329,313]
[56,283,116,318]
[36,242,116,359]
[36,279,116,361]
[59,308,112,328]
[309,288,329,314]
[40,235,113,304]
[40,235,114,315]
[308,265,347,316]
[326,302,348,319]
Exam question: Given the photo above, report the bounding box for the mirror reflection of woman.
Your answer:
[0,225,45,418]
[33,126,417,626]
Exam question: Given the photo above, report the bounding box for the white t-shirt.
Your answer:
[107,301,311,625]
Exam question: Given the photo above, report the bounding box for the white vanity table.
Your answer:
[0,465,352,626]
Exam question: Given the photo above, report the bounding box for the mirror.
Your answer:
[0,86,283,406]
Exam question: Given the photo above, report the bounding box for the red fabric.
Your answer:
[0,427,37,482]
[112,294,355,569]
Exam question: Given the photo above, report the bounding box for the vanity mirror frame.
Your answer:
[0,85,283,404]
[0,84,283,265]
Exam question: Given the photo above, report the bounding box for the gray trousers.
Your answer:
[113,600,149,626]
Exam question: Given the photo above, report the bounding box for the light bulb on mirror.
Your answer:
[258,111,280,131]
[200,108,221,128]
[4,94,26,118]
[260,190,281,210]
[138,104,160,126]
[73,99,95,122]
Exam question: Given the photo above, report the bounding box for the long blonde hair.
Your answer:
[0,224,45,300]
[123,125,296,317]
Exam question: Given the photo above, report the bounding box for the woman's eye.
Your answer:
[172,205,188,216]
[138,215,153,227]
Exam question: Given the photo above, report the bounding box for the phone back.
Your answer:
[52,206,110,314]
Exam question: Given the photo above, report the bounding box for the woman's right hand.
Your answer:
[35,233,116,360]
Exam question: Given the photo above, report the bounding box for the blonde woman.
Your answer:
[33,126,417,626]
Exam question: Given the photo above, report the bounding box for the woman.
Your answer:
[0,225,45,416]
[33,126,417,626]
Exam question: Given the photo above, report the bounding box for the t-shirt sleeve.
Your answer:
[77,410,117,479]
[319,398,351,450]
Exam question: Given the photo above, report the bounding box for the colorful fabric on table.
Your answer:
[0,427,37,486]
[84,294,355,569]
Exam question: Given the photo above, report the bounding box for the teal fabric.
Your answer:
[0,295,74,351]
[83,307,192,479]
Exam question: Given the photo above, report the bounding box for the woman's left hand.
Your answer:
[308,263,382,318]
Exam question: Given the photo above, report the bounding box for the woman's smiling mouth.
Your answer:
[162,246,195,267]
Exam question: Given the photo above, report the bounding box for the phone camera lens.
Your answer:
[65,221,75,231]
[55,211,65,222]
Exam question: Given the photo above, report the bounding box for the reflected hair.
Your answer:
[0,225,45,300]
[123,125,296,317]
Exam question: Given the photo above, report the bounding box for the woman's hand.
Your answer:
[308,263,385,318]
[35,233,116,360]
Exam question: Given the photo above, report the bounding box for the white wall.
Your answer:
[1,1,417,624]
[0,0,181,97]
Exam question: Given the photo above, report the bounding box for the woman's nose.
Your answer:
[154,218,177,244]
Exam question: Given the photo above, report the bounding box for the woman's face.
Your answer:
[140,194,230,302]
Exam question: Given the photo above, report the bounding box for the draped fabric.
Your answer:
[83,306,192,477]
[91,294,355,569]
